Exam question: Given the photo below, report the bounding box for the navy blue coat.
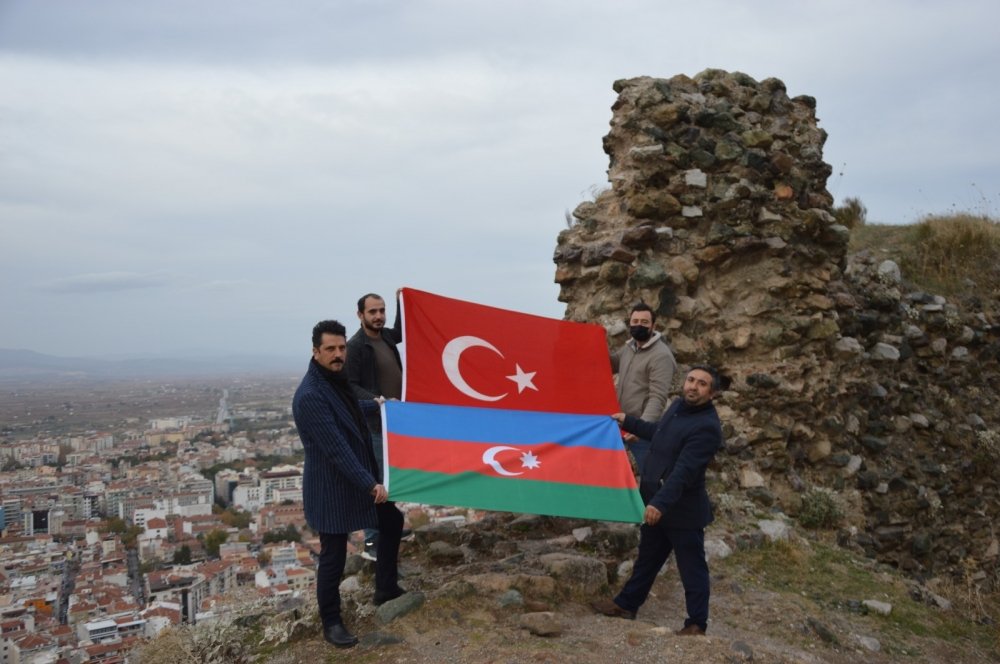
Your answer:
[622,398,722,529]
[292,360,381,534]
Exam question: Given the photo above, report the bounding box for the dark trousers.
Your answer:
[364,430,384,541]
[614,524,710,631]
[316,501,404,627]
[628,438,652,470]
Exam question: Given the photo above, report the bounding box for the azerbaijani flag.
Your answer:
[383,400,644,523]
[399,287,619,415]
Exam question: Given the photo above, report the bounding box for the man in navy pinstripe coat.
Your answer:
[293,319,405,648]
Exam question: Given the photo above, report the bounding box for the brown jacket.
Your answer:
[611,331,677,421]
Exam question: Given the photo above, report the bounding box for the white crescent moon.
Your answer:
[482,445,522,476]
[442,336,508,402]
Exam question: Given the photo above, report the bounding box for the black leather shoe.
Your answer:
[373,586,406,606]
[323,622,358,648]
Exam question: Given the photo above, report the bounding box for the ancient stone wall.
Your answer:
[553,70,1000,585]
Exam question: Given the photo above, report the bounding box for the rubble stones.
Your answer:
[862,599,892,616]
[427,540,466,564]
[834,336,864,357]
[855,634,882,652]
[519,611,563,637]
[554,69,1000,586]
[538,553,608,595]
[870,343,901,361]
[375,591,426,624]
[807,617,839,644]
[877,260,901,284]
[758,520,792,542]
[705,537,734,560]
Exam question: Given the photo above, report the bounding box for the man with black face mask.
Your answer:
[610,302,677,469]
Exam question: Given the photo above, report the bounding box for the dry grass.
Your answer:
[726,536,1000,658]
[850,213,1000,296]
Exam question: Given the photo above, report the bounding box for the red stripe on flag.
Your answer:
[387,432,638,490]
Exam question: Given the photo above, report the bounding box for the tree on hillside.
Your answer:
[204,529,229,558]
[219,508,252,529]
[262,524,300,544]
[0,456,23,471]
[102,517,127,534]
[173,545,192,565]
[98,517,141,548]
[200,461,245,482]
[122,525,143,550]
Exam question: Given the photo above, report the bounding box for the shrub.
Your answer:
[130,620,256,664]
[833,197,867,229]
[798,488,843,529]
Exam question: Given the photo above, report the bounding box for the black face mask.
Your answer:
[629,325,652,342]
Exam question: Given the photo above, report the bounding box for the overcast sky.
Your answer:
[1,1,997,359]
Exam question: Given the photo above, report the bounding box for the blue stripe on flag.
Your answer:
[385,400,623,449]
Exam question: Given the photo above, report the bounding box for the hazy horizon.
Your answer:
[2,1,998,357]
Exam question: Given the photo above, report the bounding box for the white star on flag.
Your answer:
[520,450,541,469]
[506,364,538,393]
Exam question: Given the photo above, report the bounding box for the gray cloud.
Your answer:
[1,0,998,356]
[38,272,171,294]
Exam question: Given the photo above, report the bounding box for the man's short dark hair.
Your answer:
[688,364,722,392]
[312,320,347,348]
[357,293,384,313]
[630,301,656,325]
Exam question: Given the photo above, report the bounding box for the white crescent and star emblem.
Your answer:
[481,445,541,476]
[441,335,538,401]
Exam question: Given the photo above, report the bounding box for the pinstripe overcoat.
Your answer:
[292,360,381,534]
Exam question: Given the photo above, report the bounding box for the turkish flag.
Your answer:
[400,288,619,415]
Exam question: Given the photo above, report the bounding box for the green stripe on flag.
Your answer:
[388,467,644,523]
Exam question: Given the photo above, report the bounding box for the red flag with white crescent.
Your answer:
[399,288,618,415]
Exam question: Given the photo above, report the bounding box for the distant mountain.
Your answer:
[0,348,301,383]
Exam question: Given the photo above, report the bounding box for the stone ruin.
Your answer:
[553,70,1000,586]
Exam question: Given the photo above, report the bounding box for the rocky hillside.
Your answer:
[133,510,997,663]
[553,70,1000,587]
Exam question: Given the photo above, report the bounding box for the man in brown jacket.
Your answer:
[610,302,677,469]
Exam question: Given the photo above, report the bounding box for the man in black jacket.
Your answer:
[344,291,403,560]
[592,365,724,636]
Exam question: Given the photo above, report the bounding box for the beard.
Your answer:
[362,318,384,333]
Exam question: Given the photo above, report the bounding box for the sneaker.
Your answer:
[361,535,378,562]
